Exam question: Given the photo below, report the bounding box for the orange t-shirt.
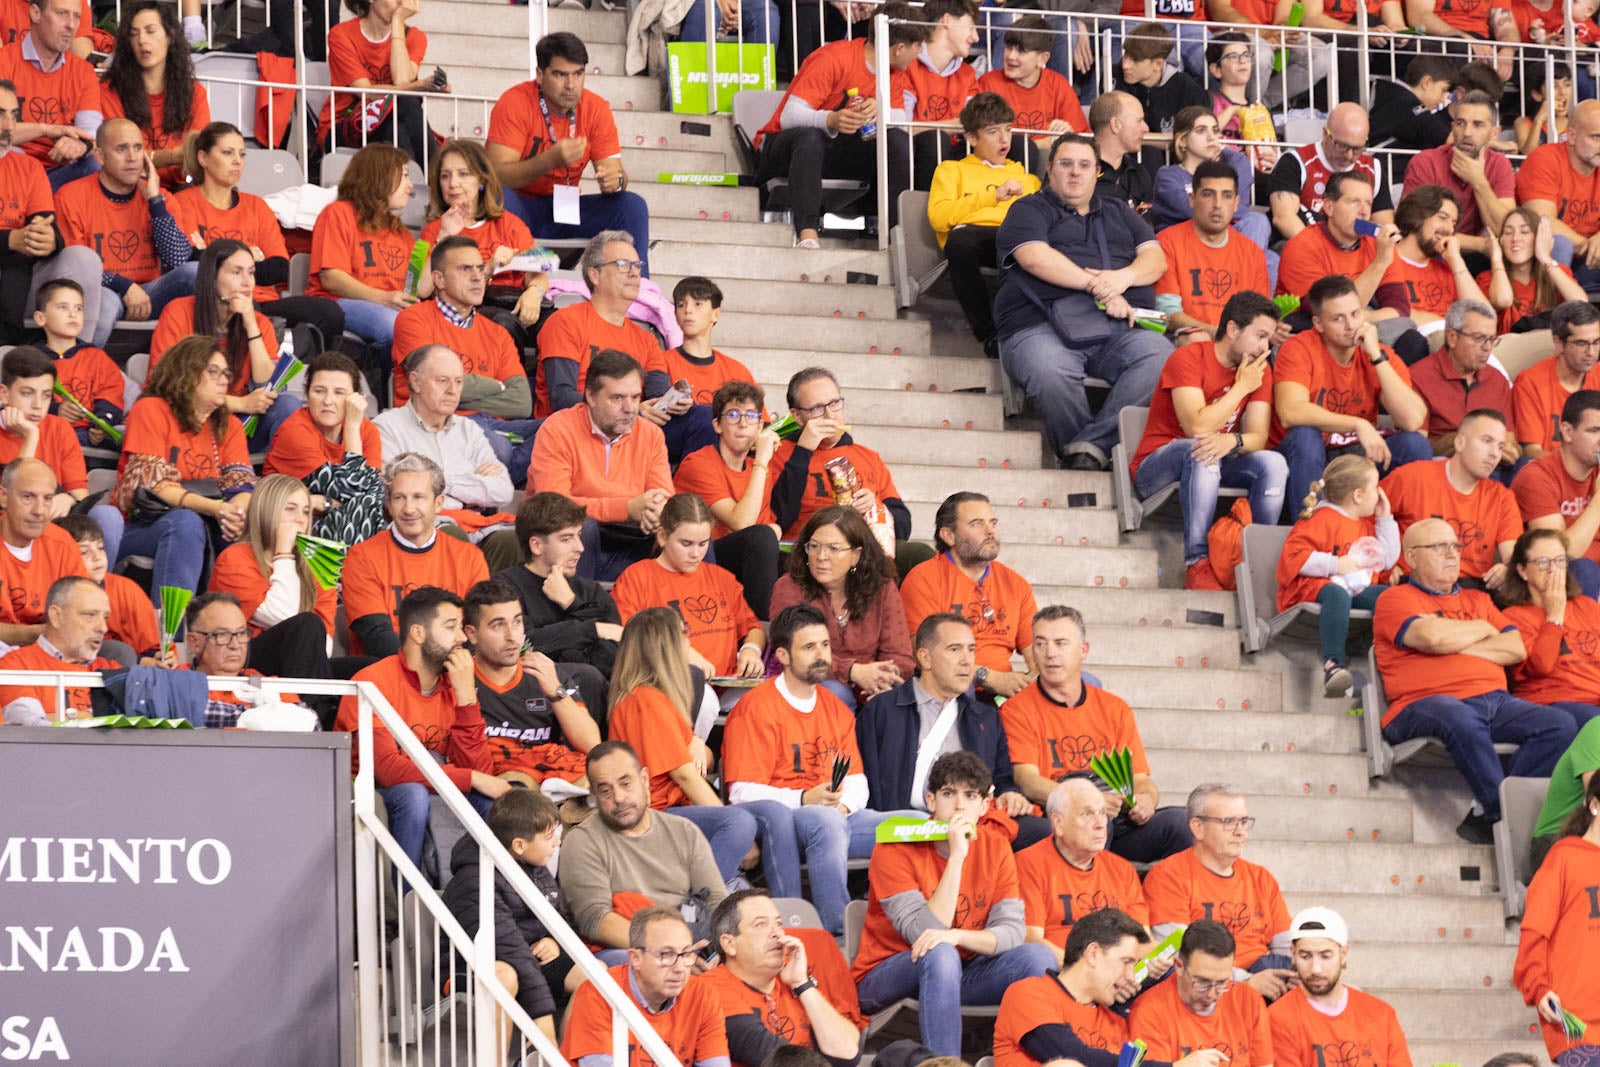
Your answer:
[1131,339,1274,478]
[723,677,862,792]
[1266,986,1412,1067]
[1503,597,1600,705]
[99,82,211,191]
[0,643,117,722]
[1372,580,1516,724]
[0,0,89,48]
[561,964,730,1067]
[318,17,429,142]
[339,528,490,651]
[533,301,668,419]
[104,572,160,656]
[1513,357,1600,454]
[47,344,125,431]
[1425,0,1508,34]
[995,973,1129,1067]
[700,964,820,1065]
[1128,976,1275,1067]
[306,199,415,298]
[333,653,492,789]
[1000,681,1150,780]
[0,41,97,166]
[1275,223,1376,299]
[1517,142,1600,239]
[210,541,338,635]
[976,68,1086,135]
[1512,835,1600,1060]
[1016,837,1148,948]
[673,445,778,539]
[0,413,87,491]
[1268,331,1414,448]
[1275,505,1387,611]
[904,53,978,123]
[167,186,289,303]
[149,297,279,396]
[1381,253,1458,318]
[1513,451,1600,563]
[1156,225,1271,329]
[418,212,536,290]
[853,826,1020,976]
[767,439,902,541]
[262,406,384,478]
[117,395,251,485]
[611,560,758,677]
[900,554,1038,673]
[1140,849,1291,969]
[0,146,53,228]
[1475,264,1577,334]
[391,299,524,407]
[487,84,621,201]
[0,522,88,624]
[54,174,163,283]
[607,684,698,809]
[662,347,757,408]
[1379,459,1522,580]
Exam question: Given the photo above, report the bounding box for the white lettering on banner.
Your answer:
[681,69,768,89]
[0,1016,68,1061]
[0,926,189,974]
[0,838,233,886]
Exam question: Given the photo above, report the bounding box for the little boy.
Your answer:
[442,789,574,1046]
[926,92,1040,359]
[1369,54,1456,167]
[55,514,166,666]
[32,279,126,452]
[975,14,1088,168]
[664,277,760,408]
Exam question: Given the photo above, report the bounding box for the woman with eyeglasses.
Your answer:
[1148,106,1268,249]
[113,336,255,595]
[1480,207,1586,335]
[1498,528,1600,732]
[770,504,913,709]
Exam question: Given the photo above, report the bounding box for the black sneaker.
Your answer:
[1456,811,1495,845]
[1322,660,1353,698]
[1064,453,1105,471]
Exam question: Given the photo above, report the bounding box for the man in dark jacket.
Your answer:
[857,613,1045,848]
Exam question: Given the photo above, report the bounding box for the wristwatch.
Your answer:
[1369,351,1389,366]
[791,977,817,998]
[552,683,582,702]
[973,666,990,689]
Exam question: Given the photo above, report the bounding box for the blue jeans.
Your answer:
[662,404,718,466]
[1572,557,1600,600]
[1276,426,1433,525]
[820,678,856,710]
[466,412,539,483]
[1134,440,1288,563]
[380,781,494,881]
[677,0,779,42]
[87,503,125,569]
[1250,952,1293,973]
[1315,583,1383,664]
[1382,689,1576,820]
[1550,701,1600,730]
[93,261,201,348]
[857,942,1057,1056]
[999,320,1171,464]
[686,798,802,897]
[118,507,209,593]
[577,518,656,582]
[505,190,652,277]
[736,804,902,934]
[339,297,399,351]
[242,392,304,453]
[668,804,759,883]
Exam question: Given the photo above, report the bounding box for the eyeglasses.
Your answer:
[720,410,763,424]
[1186,975,1235,995]
[805,541,856,556]
[1451,329,1498,350]
[1324,130,1366,154]
[1564,338,1600,354]
[1526,555,1569,570]
[193,629,250,646]
[203,365,231,382]
[1414,541,1463,555]
[605,258,645,274]
[637,947,699,967]
[796,396,845,419]
[1196,815,1256,831]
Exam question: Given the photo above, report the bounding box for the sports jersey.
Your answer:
[0,0,89,48]
[976,68,1087,136]
[1503,597,1600,705]
[1379,459,1521,580]
[1120,0,1206,14]
[1475,264,1577,335]
[210,541,338,635]
[0,641,118,722]
[903,50,977,124]
[99,82,211,190]
[1267,986,1412,1067]
[418,211,536,289]
[318,17,429,142]
[1513,451,1600,563]
[149,297,279,395]
[994,973,1128,1067]
[103,572,159,655]
[900,553,1037,673]
[0,39,97,166]
[262,406,384,478]
[475,661,587,782]
[1276,505,1387,611]
[1156,224,1271,328]
[340,528,490,652]
[1268,330,1414,448]
[1127,976,1274,1067]
[608,684,699,809]
[332,654,492,789]
[306,199,416,298]
[723,676,863,792]
[117,395,251,484]
[1275,223,1376,299]
[1372,579,1517,724]
[1269,143,1389,225]
[1512,835,1600,1059]
[1016,837,1148,948]
[0,145,52,228]
[1130,339,1273,478]
[561,964,729,1067]
[1517,142,1600,238]
[1381,253,1460,318]
[673,445,778,538]
[54,174,163,283]
[767,438,902,541]
[0,412,87,491]
[45,343,124,431]
[487,84,621,201]
[526,403,673,523]
[391,299,524,408]
[999,681,1150,779]
[611,560,759,677]
[0,523,88,624]
[699,964,818,1067]
[167,186,290,303]
[662,347,757,408]
[1512,356,1600,454]
[1141,848,1291,969]
[533,301,668,418]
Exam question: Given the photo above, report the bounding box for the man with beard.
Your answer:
[0,574,116,723]
[1266,908,1411,1067]
[1381,186,1490,328]
[1406,303,1516,453]
[1127,920,1275,1067]
[557,741,727,958]
[1129,292,1289,590]
[723,604,895,935]
[1402,91,1515,257]
[1514,301,1600,460]
[901,493,1037,698]
[1154,162,1273,338]
[334,586,506,874]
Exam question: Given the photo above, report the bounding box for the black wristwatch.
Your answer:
[791,977,817,997]
[1369,351,1389,366]
[973,666,990,689]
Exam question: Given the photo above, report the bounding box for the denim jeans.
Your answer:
[118,507,209,593]
[1134,440,1288,563]
[668,804,759,883]
[1315,583,1383,664]
[662,404,719,466]
[734,804,903,934]
[242,392,305,453]
[677,0,780,43]
[93,261,201,348]
[999,320,1171,464]
[87,503,125,570]
[1549,701,1600,730]
[723,798,804,899]
[1572,557,1600,600]
[1276,425,1433,524]
[857,942,1057,1056]
[466,412,539,483]
[504,190,652,277]
[338,297,399,351]
[46,153,99,192]
[1382,689,1576,820]
[381,780,494,884]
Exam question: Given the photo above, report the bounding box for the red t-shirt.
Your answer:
[1516,142,1600,238]
[1372,580,1517,724]
[99,82,211,190]
[1423,0,1509,36]
[0,522,88,624]
[1156,224,1271,329]
[1275,223,1376,299]
[723,677,862,792]
[1379,459,1522,580]
[1513,451,1600,563]
[1381,253,1460,318]
[391,299,524,409]
[611,559,759,676]
[1131,339,1273,477]
[149,297,279,396]
[0,40,98,166]
[46,343,125,431]
[1503,597,1600,705]
[976,68,1087,134]
[54,174,163,283]
[1268,330,1414,448]
[607,684,698,809]
[1016,837,1148,949]
[1512,356,1600,454]
[533,301,668,418]
[1475,263,1577,334]
[995,974,1128,1067]
[0,413,87,491]
[1267,987,1412,1067]
[104,572,160,655]
[1141,848,1291,968]
[1276,505,1387,611]
[262,407,384,478]
[306,199,415,298]
[0,147,53,229]
[418,212,536,289]
[673,445,778,538]
[209,541,339,635]
[117,394,251,484]
[167,186,289,303]
[0,643,118,721]
[1128,978,1275,1067]
[999,681,1150,779]
[661,347,757,408]
[767,439,902,541]
[333,654,492,790]
[487,84,620,201]
[318,17,429,142]
[756,38,906,148]
[903,53,978,124]
[1512,835,1600,1060]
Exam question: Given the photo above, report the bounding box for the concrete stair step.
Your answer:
[750,389,1003,432]
[1147,749,1371,799]
[1281,892,1509,944]
[1033,586,1239,629]
[1087,665,1281,711]
[1136,706,1362,755]
[738,348,1000,394]
[610,111,740,167]
[718,311,932,354]
[838,426,1044,470]
[650,239,890,284]
[582,176,760,221]
[546,6,628,41]
[889,464,1109,506]
[1084,624,1241,669]
[1342,941,1515,989]
[903,502,1120,547]
[1207,794,1416,843]
[995,543,1159,589]
[652,215,794,246]
[1246,840,1496,897]
[1381,991,1535,1041]
[447,69,667,113]
[654,275,899,320]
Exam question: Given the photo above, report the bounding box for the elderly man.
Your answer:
[1515,301,1600,459]
[182,591,326,728]
[373,344,513,515]
[1269,102,1396,241]
[1142,784,1295,1000]
[391,236,537,478]
[1514,388,1600,599]
[0,574,115,724]
[0,457,87,635]
[1402,91,1515,254]
[1517,99,1600,281]
[1089,91,1153,210]
[1408,301,1515,452]
[1267,908,1411,1067]
[0,0,99,189]
[1128,920,1276,1067]
[993,133,1171,472]
[1374,517,1575,842]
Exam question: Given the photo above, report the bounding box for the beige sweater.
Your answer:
[558,809,728,940]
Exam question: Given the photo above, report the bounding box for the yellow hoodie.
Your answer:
[926,153,1041,248]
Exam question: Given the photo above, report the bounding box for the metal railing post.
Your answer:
[475,844,499,1065]
[353,688,383,1061]
[874,11,890,252]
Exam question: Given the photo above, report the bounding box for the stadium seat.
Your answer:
[289,253,311,297]
[1360,645,1520,779]
[772,897,825,930]
[731,90,869,224]
[193,52,268,139]
[239,149,305,197]
[125,352,150,389]
[1493,776,1550,919]
[890,190,948,309]
[1235,524,1372,653]
[1111,406,1244,533]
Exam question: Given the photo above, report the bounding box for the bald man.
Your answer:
[1089,92,1153,211]
[1269,102,1396,241]
[53,117,198,348]
[1515,98,1600,280]
[1372,517,1574,844]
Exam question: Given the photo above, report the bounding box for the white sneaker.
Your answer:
[794,237,821,249]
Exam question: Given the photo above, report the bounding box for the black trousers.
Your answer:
[714,525,781,619]
[1105,806,1195,865]
[756,126,910,234]
[259,294,345,353]
[943,225,999,348]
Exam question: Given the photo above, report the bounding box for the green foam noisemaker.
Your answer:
[295,533,349,590]
[1273,293,1302,317]
[52,381,124,445]
[1562,1009,1588,1041]
[767,412,801,441]
[874,815,980,844]
[1088,746,1136,806]
[159,585,193,659]
[55,715,193,729]
[1273,1,1304,71]
[242,356,306,437]
[1132,927,1184,984]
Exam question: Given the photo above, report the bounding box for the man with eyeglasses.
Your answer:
[1515,388,1600,600]
[181,591,319,729]
[1128,920,1275,1067]
[1516,99,1600,282]
[1142,784,1295,1000]
[1513,301,1600,460]
[1402,91,1515,257]
[1268,102,1394,243]
[1405,302,1515,451]
[1373,517,1575,843]
[562,906,732,1067]
[1380,186,1491,330]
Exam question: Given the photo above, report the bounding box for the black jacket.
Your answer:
[494,564,620,675]
[856,677,1021,811]
[442,833,564,1020]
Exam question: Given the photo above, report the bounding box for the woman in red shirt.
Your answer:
[100,3,209,191]
[1498,527,1600,730]
[1480,207,1586,334]
[769,504,913,709]
[318,0,441,167]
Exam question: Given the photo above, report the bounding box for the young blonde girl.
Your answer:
[1276,454,1400,697]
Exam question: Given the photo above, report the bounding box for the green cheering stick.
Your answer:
[159,585,193,661]
[52,381,123,445]
[295,533,349,590]
[1562,1009,1589,1041]
[242,355,306,437]
[766,412,802,441]
[1088,746,1136,809]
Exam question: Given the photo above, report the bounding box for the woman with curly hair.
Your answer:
[99,2,209,191]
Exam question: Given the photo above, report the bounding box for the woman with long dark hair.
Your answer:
[100,2,209,191]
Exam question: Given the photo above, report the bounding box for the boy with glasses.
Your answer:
[1129,920,1274,1067]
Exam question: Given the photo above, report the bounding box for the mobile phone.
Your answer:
[1352,218,1382,238]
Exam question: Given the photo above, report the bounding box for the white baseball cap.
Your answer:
[1288,906,1349,947]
